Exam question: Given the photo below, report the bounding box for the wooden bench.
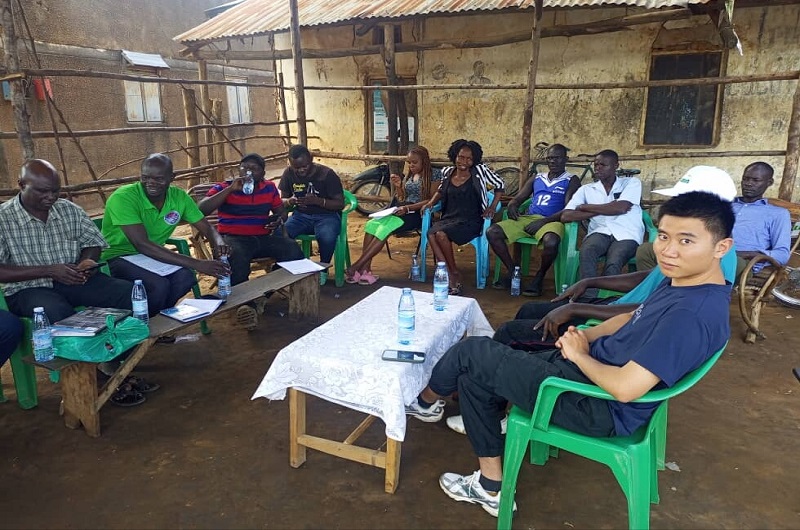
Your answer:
[24,268,319,437]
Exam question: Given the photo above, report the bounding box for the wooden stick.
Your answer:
[212,99,226,182]
[302,72,800,91]
[289,0,307,146]
[382,24,400,172]
[182,88,201,170]
[1,0,35,159]
[779,76,800,201]
[23,68,288,89]
[0,120,299,140]
[197,60,213,167]
[519,0,544,190]
[278,72,292,145]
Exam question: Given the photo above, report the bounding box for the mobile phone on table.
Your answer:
[382,349,425,363]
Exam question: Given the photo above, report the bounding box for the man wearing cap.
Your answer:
[562,150,645,280]
[199,153,304,285]
[102,153,230,315]
[636,163,790,279]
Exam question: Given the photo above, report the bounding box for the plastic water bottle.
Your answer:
[561,284,569,295]
[410,254,421,282]
[433,262,449,311]
[32,307,55,362]
[511,266,521,296]
[397,288,415,345]
[242,170,255,195]
[218,255,232,301]
[307,182,317,196]
[131,279,149,325]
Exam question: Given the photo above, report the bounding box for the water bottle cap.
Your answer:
[437,261,446,266]
[134,279,143,285]
[402,287,412,293]
[34,306,44,312]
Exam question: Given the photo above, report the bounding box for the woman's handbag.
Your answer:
[54,315,150,362]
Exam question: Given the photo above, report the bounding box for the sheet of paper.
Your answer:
[368,206,398,219]
[182,298,224,314]
[120,254,183,277]
[277,258,326,275]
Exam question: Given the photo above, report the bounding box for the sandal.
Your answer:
[345,270,361,284]
[125,375,160,394]
[358,271,380,285]
[110,383,146,407]
[448,283,463,296]
[236,304,259,331]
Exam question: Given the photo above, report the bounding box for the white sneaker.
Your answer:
[405,399,445,423]
[439,470,516,517]
[446,414,508,435]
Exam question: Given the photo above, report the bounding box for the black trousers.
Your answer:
[428,336,615,458]
[109,258,196,315]
[7,273,133,322]
[224,234,304,286]
[0,310,23,367]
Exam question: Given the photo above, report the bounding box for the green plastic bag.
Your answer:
[54,315,150,362]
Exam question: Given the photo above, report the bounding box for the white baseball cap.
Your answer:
[652,165,737,202]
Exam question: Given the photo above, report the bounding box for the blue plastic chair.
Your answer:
[419,191,500,289]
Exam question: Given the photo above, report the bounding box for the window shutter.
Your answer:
[227,84,241,123]
[124,80,145,122]
[237,86,251,123]
[142,82,162,122]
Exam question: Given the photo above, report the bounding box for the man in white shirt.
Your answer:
[562,150,644,280]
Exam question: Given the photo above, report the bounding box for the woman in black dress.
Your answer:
[423,139,504,295]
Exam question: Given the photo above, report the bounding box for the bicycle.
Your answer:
[494,142,595,198]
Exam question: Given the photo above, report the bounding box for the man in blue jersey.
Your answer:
[488,144,581,296]
[407,190,733,518]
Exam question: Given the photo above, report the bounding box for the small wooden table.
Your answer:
[253,286,494,493]
[27,269,319,437]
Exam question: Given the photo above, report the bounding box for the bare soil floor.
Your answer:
[2,214,799,529]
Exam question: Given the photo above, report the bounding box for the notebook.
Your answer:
[159,298,224,322]
[51,307,132,337]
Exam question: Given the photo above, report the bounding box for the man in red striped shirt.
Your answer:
[199,153,304,286]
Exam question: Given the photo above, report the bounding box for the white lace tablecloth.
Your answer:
[252,286,494,441]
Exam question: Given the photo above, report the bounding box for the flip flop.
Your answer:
[126,375,160,394]
[110,383,146,407]
[358,271,380,285]
[345,270,361,284]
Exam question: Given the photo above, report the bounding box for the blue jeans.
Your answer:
[579,233,639,280]
[284,212,341,264]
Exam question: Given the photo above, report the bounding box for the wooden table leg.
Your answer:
[289,388,307,468]
[61,362,100,437]
[288,274,319,320]
[384,437,401,493]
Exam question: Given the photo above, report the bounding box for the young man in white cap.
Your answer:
[636,163,790,278]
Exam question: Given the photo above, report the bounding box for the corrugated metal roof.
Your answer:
[177,0,712,45]
[121,50,171,69]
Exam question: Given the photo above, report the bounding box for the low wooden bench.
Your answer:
[24,268,319,437]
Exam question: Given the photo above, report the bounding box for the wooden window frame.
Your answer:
[365,76,418,155]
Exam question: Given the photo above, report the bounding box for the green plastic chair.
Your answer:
[559,210,658,292]
[0,293,38,409]
[497,343,727,530]
[491,198,575,295]
[294,190,358,287]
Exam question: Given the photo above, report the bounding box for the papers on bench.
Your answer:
[51,307,132,337]
[120,254,183,277]
[160,298,224,322]
[368,206,398,219]
[277,258,325,275]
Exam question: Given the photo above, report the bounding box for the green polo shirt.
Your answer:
[101,183,203,260]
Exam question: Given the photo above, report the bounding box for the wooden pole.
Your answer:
[197,60,213,165]
[382,24,401,174]
[278,72,292,145]
[1,0,35,159]
[22,68,286,89]
[181,88,201,171]
[289,0,308,145]
[779,77,800,201]
[211,99,226,182]
[519,0,544,188]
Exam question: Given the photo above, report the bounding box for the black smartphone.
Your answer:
[381,349,425,363]
[79,262,106,272]
[265,213,282,224]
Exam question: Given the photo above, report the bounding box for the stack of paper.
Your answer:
[51,307,132,337]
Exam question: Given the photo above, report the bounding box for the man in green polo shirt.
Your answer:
[101,153,230,314]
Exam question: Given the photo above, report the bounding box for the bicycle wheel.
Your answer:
[496,167,522,197]
[351,180,392,216]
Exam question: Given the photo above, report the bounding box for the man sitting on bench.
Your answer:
[405,191,733,517]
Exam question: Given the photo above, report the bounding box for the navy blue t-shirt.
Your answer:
[590,279,731,436]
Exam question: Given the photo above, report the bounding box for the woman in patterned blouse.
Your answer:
[346,146,442,285]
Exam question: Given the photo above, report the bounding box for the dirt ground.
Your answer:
[2,214,799,530]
